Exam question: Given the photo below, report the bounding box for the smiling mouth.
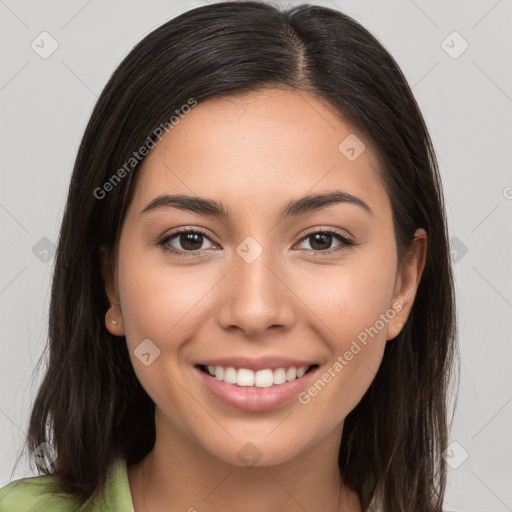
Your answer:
[196,364,319,388]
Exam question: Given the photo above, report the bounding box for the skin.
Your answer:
[101,87,427,512]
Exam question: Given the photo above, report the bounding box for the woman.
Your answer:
[0,1,457,510]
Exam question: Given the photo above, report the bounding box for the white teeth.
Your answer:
[255,369,274,388]
[214,366,224,380]
[223,367,237,384]
[273,368,287,385]
[286,367,297,381]
[204,364,312,387]
[237,368,255,387]
[296,366,307,378]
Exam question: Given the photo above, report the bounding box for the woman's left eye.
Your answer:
[158,228,215,256]
[295,230,355,254]
[158,228,354,257]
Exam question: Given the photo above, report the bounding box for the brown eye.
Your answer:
[309,232,334,251]
[296,229,354,255]
[178,231,204,251]
[158,227,216,256]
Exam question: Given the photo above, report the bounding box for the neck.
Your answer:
[128,409,361,512]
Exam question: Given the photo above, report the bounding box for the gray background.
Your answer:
[1,1,511,510]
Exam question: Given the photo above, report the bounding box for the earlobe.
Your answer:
[387,228,427,340]
[99,248,125,336]
[105,305,125,336]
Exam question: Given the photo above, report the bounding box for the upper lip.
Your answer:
[195,356,317,372]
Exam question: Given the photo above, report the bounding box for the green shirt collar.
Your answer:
[79,457,134,511]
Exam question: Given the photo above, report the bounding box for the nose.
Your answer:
[216,249,296,338]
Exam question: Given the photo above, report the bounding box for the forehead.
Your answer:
[129,88,390,219]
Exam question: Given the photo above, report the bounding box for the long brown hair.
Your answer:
[18,2,458,510]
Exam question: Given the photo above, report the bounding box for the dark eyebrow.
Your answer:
[280,190,374,218]
[140,190,373,218]
[140,194,230,217]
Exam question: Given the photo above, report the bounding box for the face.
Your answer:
[102,87,425,467]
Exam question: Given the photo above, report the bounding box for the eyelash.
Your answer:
[157,227,355,258]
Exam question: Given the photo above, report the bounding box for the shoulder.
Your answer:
[0,457,134,512]
[0,474,78,512]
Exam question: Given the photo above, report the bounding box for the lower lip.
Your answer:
[194,366,318,412]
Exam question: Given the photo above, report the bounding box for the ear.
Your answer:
[387,228,427,341]
[99,247,125,336]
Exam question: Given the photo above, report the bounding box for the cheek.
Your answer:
[117,245,219,355]
[290,255,396,414]
[115,251,206,413]
[294,254,397,346]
